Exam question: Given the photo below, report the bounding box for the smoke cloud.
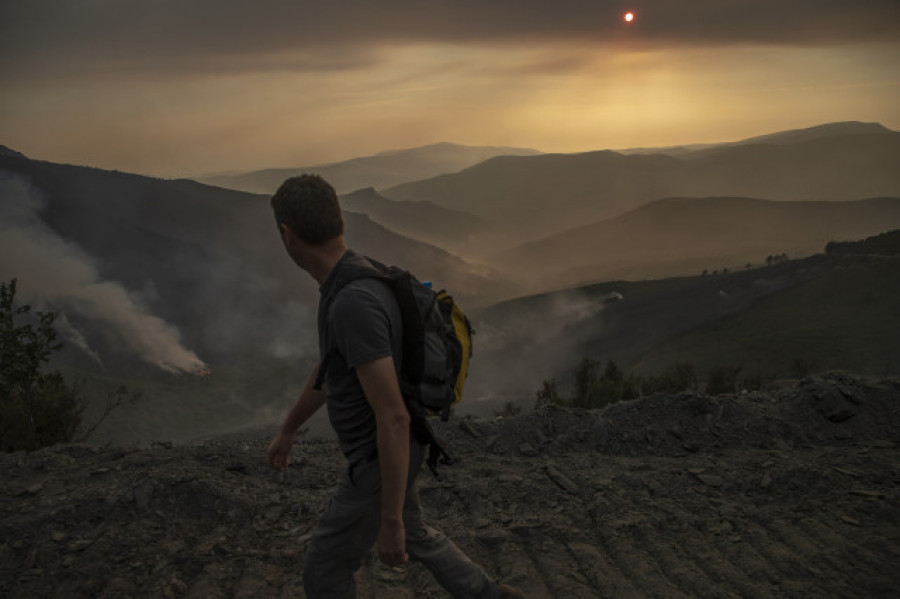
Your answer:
[0,172,207,374]
[3,1,897,83]
[468,290,610,408]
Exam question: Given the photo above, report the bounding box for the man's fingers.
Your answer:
[381,548,409,566]
[267,449,290,471]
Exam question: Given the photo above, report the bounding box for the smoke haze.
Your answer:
[0,173,206,374]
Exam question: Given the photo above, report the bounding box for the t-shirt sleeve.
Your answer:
[329,284,394,369]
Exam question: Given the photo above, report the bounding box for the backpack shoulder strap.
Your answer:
[312,257,389,391]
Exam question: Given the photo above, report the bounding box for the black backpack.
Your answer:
[313,256,474,475]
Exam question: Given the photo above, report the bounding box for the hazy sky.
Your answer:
[1,1,898,177]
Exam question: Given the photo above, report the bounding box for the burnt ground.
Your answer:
[1,372,898,598]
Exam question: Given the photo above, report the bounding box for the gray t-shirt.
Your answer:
[318,251,403,461]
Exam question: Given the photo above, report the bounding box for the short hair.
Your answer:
[271,174,344,246]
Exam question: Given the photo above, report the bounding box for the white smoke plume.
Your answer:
[0,172,207,374]
[54,312,104,367]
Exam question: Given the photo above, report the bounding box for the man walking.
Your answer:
[266,175,521,598]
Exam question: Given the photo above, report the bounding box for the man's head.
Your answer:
[271,174,344,246]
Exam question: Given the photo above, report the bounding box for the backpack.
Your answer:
[313,256,474,475]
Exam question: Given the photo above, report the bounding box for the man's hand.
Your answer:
[356,356,411,566]
[377,518,408,566]
[267,430,295,471]
[267,362,325,472]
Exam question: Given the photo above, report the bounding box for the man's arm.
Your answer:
[355,356,410,567]
[267,361,326,471]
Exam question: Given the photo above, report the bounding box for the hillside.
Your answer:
[0,153,505,376]
[198,143,541,195]
[634,254,900,378]
[339,187,488,256]
[382,124,900,251]
[826,229,900,256]
[491,196,900,291]
[468,251,900,403]
[2,372,898,598]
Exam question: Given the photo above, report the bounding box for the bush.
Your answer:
[493,400,522,418]
[536,378,561,407]
[643,362,698,395]
[791,358,818,379]
[740,371,772,392]
[706,364,742,396]
[1,279,82,451]
[571,358,640,409]
[572,358,598,408]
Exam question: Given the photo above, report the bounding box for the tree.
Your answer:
[1,279,81,451]
[643,362,698,394]
[572,358,598,408]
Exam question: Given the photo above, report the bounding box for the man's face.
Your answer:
[278,222,312,272]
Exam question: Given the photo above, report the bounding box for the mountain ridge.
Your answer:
[198,142,542,195]
[382,124,900,250]
[491,196,900,290]
[0,152,503,375]
[614,121,892,156]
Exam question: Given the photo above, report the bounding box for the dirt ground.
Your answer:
[1,372,898,598]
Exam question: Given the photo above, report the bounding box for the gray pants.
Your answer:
[303,442,500,599]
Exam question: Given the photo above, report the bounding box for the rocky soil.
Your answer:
[2,372,898,598]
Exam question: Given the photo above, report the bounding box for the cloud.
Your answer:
[2,0,897,82]
[0,172,207,374]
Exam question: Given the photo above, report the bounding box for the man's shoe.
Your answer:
[498,583,525,598]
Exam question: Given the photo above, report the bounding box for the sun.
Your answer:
[624,11,635,23]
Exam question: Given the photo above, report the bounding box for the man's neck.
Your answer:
[306,238,347,285]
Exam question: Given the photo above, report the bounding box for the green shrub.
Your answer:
[1,279,82,451]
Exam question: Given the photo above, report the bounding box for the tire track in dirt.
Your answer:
[767,517,853,591]
[742,518,838,596]
[566,538,644,598]
[630,519,737,598]
[648,501,768,598]
[721,524,783,591]
[484,529,555,598]
[514,526,598,597]
[593,526,687,598]
[794,517,890,599]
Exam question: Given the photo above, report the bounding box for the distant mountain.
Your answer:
[343,211,506,302]
[198,142,542,195]
[383,123,900,251]
[724,120,892,148]
[0,153,507,373]
[491,196,900,291]
[0,145,26,159]
[340,187,487,256]
[385,151,685,250]
[617,121,890,157]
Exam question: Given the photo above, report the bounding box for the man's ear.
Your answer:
[279,223,293,243]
